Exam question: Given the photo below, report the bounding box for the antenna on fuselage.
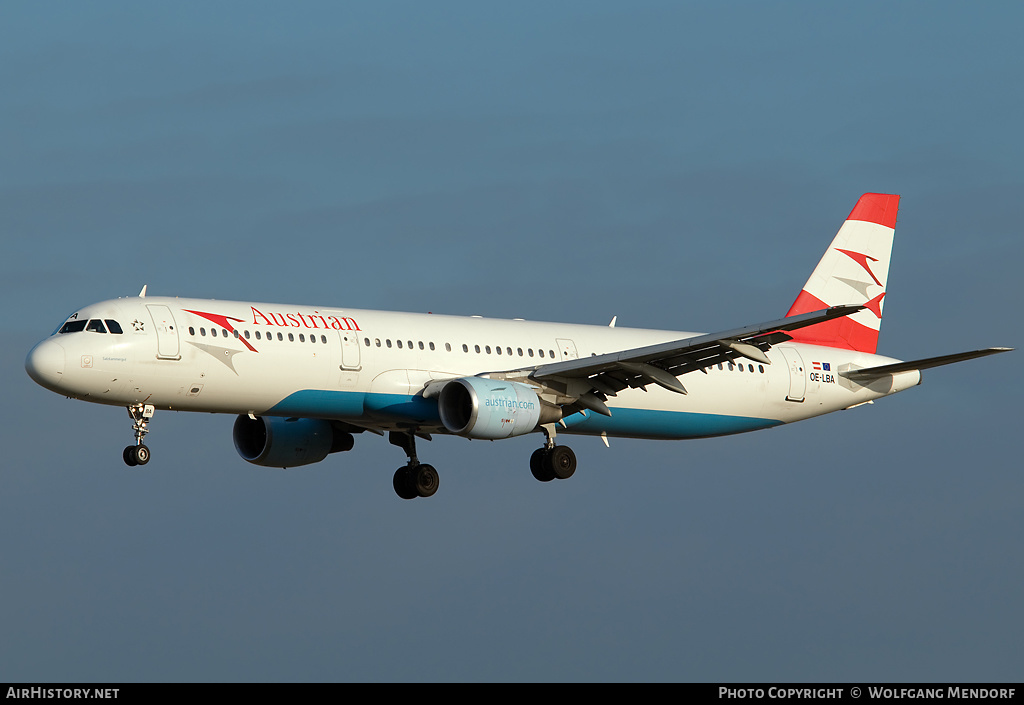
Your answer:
[138,285,147,298]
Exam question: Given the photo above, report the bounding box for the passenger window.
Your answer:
[496,346,502,355]
[321,335,327,344]
[528,349,534,357]
[288,333,294,342]
[86,319,107,333]
[538,349,544,358]
[189,327,195,336]
[429,342,435,351]
[485,346,491,354]
[386,339,392,348]
[233,330,240,339]
[549,350,555,359]
[407,340,413,349]
[418,341,425,350]
[255,331,261,340]
[397,340,403,349]
[277,332,283,341]
[517,348,523,356]
[474,345,481,353]
[365,338,370,346]
[299,333,305,342]
[105,320,123,334]
[210,329,217,337]
[445,343,451,352]
[462,344,469,352]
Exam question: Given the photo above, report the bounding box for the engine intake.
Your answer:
[438,377,557,439]
[233,415,354,468]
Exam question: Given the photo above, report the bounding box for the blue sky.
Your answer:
[2,1,1021,682]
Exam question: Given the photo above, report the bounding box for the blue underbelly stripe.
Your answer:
[560,407,781,439]
[265,389,781,439]
[265,389,366,418]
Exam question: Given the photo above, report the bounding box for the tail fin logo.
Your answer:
[835,249,883,287]
[834,249,886,318]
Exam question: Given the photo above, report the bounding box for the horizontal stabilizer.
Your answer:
[839,347,1012,381]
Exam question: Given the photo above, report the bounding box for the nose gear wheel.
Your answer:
[123,403,155,467]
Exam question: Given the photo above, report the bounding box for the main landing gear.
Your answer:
[123,403,154,467]
[390,431,439,500]
[530,424,577,482]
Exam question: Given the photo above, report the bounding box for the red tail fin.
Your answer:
[785,193,899,354]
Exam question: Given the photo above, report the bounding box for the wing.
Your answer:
[526,305,864,416]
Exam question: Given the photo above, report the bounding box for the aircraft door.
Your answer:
[778,347,806,402]
[340,332,361,370]
[146,305,181,360]
[338,331,361,388]
[556,338,579,361]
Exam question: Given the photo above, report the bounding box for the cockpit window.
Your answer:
[58,320,88,334]
[86,319,108,333]
[105,320,123,334]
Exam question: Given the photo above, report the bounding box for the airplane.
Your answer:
[25,193,1010,499]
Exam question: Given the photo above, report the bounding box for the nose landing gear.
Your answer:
[123,403,155,467]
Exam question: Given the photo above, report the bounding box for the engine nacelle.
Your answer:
[233,415,354,468]
[438,377,553,439]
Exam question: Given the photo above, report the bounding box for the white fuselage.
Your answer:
[27,296,921,441]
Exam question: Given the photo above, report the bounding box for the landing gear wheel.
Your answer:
[393,466,417,500]
[390,431,440,499]
[413,464,439,498]
[548,445,576,480]
[530,448,555,482]
[123,444,150,467]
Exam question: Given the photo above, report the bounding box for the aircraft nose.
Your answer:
[26,338,66,391]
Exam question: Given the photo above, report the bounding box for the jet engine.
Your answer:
[233,415,354,468]
[438,377,558,439]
